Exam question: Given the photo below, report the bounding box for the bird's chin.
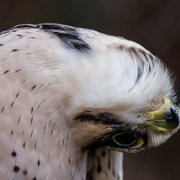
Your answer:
[146,127,179,149]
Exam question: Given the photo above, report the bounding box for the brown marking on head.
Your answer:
[72,120,112,147]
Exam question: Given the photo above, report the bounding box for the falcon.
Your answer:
[0,23,179,180]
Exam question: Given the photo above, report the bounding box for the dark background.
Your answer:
[0,0,180,179]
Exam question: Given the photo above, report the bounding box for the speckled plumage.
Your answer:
[0,23,179,180]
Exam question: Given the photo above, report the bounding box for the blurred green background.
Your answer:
[1,0,180,179]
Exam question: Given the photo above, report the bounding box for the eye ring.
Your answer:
[112,132,137,148]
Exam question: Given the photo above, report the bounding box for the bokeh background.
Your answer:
[0,0,180,179]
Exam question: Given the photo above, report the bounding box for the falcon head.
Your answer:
[4,24,179,154]
[56,26,180,153]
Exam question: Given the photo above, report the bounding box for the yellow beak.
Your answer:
[144,98,179,133]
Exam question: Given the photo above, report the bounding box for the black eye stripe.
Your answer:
[74,112,121,125]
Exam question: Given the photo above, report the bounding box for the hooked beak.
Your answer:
[144,98,179,133]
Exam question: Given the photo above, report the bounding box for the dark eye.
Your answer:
[112,131,145,149]
[112,132,137,147]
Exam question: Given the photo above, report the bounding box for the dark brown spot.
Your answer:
[11,151,17,157]
[22,169,28,175]
[50,123,56,135]
[1,106,5,112]
[37,104,41,110]
[68,157,71,165]
[15,69,22,73]
[10,102,14,108]
[23,142,26,148]
[31,117,33,124]
[37,160,40,166]
[30,129,34,137]
[11,130,14,135]
[34,141,37,149]
[13,166,20,173]
[31,85,36,91]
[17,34,23,38]
[18,115,21,124]
[0,44,3,46]
[15,92,20,98]
[33,177,36,180]
[31,107,33,114]
[12,49,18,52]
[3,70,10,74]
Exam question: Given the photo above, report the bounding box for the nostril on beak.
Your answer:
[165,108,179,129]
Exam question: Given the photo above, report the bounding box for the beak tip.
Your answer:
[145,105,180,133]
[168,107,179,128]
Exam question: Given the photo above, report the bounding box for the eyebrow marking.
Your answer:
[74,112,121,125]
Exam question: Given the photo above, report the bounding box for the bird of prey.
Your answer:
[0,23,179,180]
